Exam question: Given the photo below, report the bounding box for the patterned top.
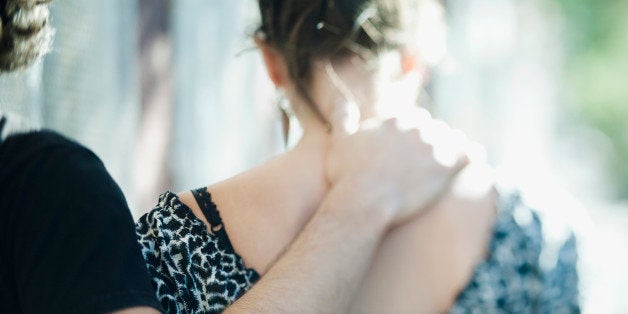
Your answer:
[136,187,580,313]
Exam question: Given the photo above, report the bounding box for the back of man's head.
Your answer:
[0,0,53,73]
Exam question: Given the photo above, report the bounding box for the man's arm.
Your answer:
[227,118,467,312]
[226,177,392,313]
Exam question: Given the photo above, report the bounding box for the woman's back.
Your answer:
[136,152,580,312]
[350,167,499,312]
[350,177,579,312]
[136,0,580,311]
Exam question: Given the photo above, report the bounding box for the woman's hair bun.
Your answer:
[0,0,54,73]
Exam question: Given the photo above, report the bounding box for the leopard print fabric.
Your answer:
[136,188,580,313]
[135,191,259,313]
[451,191,580,313]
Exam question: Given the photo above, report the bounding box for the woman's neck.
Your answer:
[191,122,496,274]
[196,130,330,273]
[268,130,331,227]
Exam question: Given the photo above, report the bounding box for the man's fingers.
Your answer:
[451,153,470,176]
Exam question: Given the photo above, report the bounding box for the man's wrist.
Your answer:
[323,175,398,237]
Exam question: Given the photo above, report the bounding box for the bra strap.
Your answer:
[191,187,234,251]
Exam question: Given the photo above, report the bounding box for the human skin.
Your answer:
[177,41,496,312]
[180,106,469,313]
[3,1,467,311]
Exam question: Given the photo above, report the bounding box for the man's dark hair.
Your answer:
[0,0,53,73]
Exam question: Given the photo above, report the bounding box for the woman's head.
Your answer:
[256,0,438,131]
[0,0,54,73]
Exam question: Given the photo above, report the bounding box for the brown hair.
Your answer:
[0,0,54,73]
[257,0,420,125]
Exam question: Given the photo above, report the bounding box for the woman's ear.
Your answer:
[399,47,429,89]
[255,36,289,88]
[400,47,422,76]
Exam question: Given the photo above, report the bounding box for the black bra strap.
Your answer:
[191,187,234,251]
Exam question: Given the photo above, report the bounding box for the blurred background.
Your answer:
[0,0,625,311]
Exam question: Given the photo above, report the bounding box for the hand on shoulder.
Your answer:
[324,103,470,228]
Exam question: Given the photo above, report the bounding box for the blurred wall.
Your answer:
[170,0,283,193]
[41,0,140,205]
[0,0,284,215]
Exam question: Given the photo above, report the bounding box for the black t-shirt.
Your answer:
[0,130,162,313]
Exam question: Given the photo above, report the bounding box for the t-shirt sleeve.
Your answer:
[2,131,162,313]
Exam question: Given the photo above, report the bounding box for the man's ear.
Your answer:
[255,36,289,88]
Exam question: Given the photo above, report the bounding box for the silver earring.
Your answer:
[275,90,292,147]
[275,90,294,117]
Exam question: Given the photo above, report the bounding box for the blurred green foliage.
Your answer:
[555,0,628,199]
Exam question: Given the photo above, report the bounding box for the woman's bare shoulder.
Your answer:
[350,162,498,313]
[176,151,309,274]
